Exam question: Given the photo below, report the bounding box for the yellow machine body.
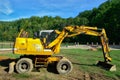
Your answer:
[14,38,53,55]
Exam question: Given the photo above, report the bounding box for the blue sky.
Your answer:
[0,0,107,21]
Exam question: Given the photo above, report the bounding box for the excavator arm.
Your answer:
[47,25,111,62]
[65,26,112,62]
[46,26,116,71]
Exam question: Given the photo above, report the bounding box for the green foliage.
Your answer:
[0,0,119,43]
[77,0,120,43]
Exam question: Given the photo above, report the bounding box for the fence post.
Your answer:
[113,42,115,46]
[87,42,89,46]
[10,42,13,48]
[96,42,98,46]
[91,42,93,46]
[1,43,4,48]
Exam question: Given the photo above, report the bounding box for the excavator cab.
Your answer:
[36,30,57,46]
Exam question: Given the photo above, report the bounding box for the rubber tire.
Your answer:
[56,58,73,74]
[15,58,33,73]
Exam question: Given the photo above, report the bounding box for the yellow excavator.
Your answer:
[11,25,116,74]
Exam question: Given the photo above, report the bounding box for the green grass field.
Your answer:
[0,49,120,80]
[60,49,120,79]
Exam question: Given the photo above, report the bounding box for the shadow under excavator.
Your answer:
[0,58,15,67]
[47,63,58,74]
[0,58,15,72]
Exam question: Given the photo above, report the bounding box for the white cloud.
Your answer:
[0,0,13,15]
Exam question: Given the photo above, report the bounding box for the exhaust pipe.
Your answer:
[96,61,116,71]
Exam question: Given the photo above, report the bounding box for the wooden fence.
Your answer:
[0,42,14,48]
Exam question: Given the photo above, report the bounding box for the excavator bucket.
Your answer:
[96,61,116,71]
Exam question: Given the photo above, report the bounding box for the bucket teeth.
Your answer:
[109,65,116,71]
[96,61,116,71]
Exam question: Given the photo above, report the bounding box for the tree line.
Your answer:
[0,0,120,44]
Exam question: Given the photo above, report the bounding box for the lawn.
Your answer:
[0,49,119,80]
[60,49,120,79]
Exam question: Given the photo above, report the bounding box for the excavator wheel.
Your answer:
[15,58,33,73]
[56,58,73,74]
